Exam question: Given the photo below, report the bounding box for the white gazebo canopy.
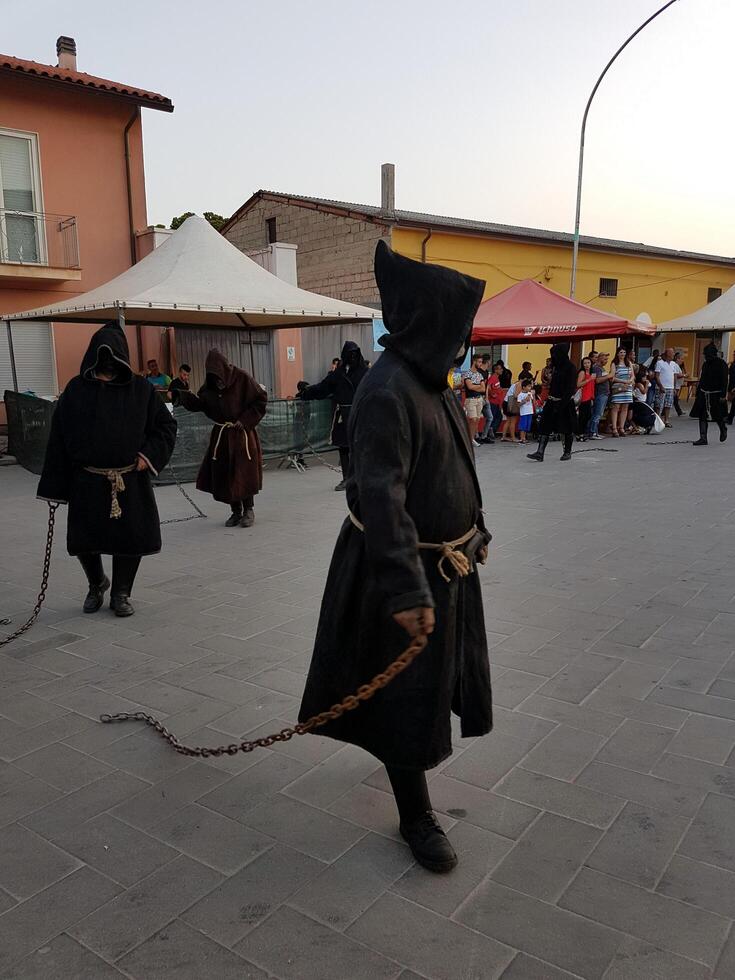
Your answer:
[659,284,735,334]
[6,214,380,329]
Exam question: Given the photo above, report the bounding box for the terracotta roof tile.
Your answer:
[0,55,173,111]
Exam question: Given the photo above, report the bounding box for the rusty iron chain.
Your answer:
[100,635,426,756]
[0,503,59,648]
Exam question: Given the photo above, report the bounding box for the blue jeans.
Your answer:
[489,403,503,433]
[588,392,608,435]
[481,401,495,440]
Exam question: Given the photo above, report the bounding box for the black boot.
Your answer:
[78,554,110,614]
[110,555,141,618]
[240,497,255,527]
[693,418,708,446]
[560,434,574,461]
[527,434,549,462]
[225,502,243,527]
[400,811,458,873]
[719,420,728,442]
[386,766,457,874]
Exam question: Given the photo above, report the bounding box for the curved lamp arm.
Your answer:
[570,0,680,299]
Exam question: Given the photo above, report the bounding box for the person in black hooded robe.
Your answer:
[298,242,493,874]
[691,342,729,445]
[300,340,369,490]
[37,323,177,616]
[527,342,578,462]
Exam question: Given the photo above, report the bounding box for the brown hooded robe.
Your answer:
[174,350,267,504]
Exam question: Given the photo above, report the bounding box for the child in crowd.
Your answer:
[516,379,535,444]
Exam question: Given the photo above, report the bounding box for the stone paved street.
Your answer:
[1,419,735,979]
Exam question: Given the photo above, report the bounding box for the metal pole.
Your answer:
[5,320,18,391]
[570,0,680,299]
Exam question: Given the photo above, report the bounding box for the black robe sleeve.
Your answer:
[351,388,434,617]
[301,372,337,401]
[238,386,268,430]
[36,396,72,504]
[138,388,177,476]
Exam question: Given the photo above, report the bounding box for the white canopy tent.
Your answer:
[4,214,380,330]
[659,284,735,334]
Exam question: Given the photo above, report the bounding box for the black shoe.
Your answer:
[719,423,728,443]
[400,811,457,874]
[225,511,242,527]
[83,575,110,614]
[560,451,572,461]
[693,438,707,446]
[239,508,255,528]
[527,452,544,462]
[110,594,134,617]
[334,479,347,491]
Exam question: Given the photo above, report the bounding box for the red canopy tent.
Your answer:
[472,279,655,344]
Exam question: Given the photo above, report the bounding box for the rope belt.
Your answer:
[349,511,477,583]
[212,423,251,461]
[84,464,137,519]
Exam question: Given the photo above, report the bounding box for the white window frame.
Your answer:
[0,127,47,265]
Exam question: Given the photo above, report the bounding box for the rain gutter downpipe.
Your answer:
[123,107,144,370]
[570,0,679,299]
[421,228,432,263]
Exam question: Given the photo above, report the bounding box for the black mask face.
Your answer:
[96,345,117,375]
[343,349,361,369]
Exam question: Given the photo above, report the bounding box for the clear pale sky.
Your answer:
[7,0,735,256]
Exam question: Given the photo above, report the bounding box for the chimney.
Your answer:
[381,163,395,212]
[56,36,77,70]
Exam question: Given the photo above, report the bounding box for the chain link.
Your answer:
[160,463,207,525]
[0,503,59,648]
[100,635,426,756]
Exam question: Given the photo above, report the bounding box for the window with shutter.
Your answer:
[0,130,44,264]
[0,322,56,397]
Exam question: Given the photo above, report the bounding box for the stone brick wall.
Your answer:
[224,198,389,305]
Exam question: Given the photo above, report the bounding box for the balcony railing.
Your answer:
[0,209,80,270]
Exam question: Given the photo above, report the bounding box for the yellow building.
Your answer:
[223,180,735,382]
[391,226,735,377]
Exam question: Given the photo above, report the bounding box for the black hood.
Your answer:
[80,322,133,384]
[374,241,486,390]
[550,342,570,368]
[340,340,366,373]
[703,342,719,360]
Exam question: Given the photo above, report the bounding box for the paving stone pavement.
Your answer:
[1,420,735,979]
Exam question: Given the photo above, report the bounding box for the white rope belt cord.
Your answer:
[349,511,477,583]
[84,463,137,519]
[212,423,251,461]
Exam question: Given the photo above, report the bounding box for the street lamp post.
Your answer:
[570,0,680,299]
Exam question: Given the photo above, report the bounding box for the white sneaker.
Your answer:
[590,433,603,440]
[473,438,481,447]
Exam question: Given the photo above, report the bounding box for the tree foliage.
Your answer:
[170,211,227,231]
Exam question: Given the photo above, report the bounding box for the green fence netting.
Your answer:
[4,390,337,485]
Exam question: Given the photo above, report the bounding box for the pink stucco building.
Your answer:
[0,36,173,417]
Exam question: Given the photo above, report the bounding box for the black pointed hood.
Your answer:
[703,342,719,361]
[80,322,133,384]
[340,340,367,374]
[374,241,486,390]
[550,342,570,368]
